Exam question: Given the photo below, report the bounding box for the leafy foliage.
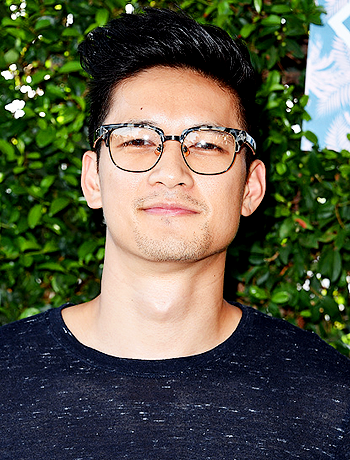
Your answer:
[1,0,349,355]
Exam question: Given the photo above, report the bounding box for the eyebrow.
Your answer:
[118,119,226,129]
[124,119,161,127]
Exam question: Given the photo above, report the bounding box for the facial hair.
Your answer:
[133,221,212,262]
[132,192,213,262]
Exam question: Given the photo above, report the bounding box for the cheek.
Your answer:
[205,175,246,235]
[205,167,246,212]
[98,163,139,221]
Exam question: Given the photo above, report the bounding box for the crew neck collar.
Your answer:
[49,302,254,377]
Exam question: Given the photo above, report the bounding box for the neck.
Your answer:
[63,238,242,360]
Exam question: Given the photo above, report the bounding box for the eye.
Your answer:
[114,137,159,153]
[122,138,154,148]
[184,130,233,156]
[193,141,224,152]
[187,140,227,156]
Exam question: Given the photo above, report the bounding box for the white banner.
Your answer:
[302,0,350,151]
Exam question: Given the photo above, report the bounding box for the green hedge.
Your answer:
[1,0,349,355]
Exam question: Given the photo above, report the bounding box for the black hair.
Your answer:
[78,8,257,170]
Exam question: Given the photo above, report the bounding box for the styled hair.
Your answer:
[78,8,257,167]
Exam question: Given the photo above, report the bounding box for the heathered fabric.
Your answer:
[1,302,349,459]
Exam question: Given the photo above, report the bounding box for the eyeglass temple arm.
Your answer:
[93,126,110,150]
[93,135,103,150]
[235,131,256,154]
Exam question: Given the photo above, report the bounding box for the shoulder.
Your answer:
[235,303,350,377]
[0,311,50,344]
[0,308,64,367]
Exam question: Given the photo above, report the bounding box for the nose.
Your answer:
[147,139,194,189]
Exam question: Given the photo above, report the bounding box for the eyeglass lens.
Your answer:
[108,126,236,174]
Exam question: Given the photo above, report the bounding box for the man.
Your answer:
[1,8,349,459]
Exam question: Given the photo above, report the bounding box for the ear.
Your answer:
[241,159,266,217]
[81,151,102,209]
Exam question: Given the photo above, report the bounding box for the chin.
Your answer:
[133,225,214,263]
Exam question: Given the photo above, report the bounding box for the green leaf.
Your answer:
[2,17,16,27]
[34,19,52,30]
[49,197,70,216]
[339,164,350,179]
[274,193,286,203]
[17,237,41,252]
[253,0,262,14]
[64,174,79,186]
[279,217,294,239]
[299,234,319,249]
[2,237,19,258]
[78,240,98,260]
[95,8,109,26]
[4,48,19,64]
[318,248,342,282]
[16,138,25,155]
[261,15,281,26]
[96,247,105,260]
[332,251,342,283]
[249,285,268,300]
[7,27,28,40]
[271,291,290,304]
[318,296,339,317]
[276,162,287,175]
[21,255,34,268]
[46,84,65,99]
[262,70,285,93]
[40,175,55,189]
[19,308,41,319]
[31,70,50,85]
[271,5,291,13]
[0,139,16,161]
[38,262,65,272]
[29,161,44,170]
[35,126,56,148]
[341,333,350,346]
[279,245,291,265]
[240,23,257,39]
[62,28,81,37]
[304,131,318,145]
[28,204,42,229]
[58,61,82,74]
[27,152,41,159]
[13,166,25,174]
[84,23,98,35]
[42,241,59,253]
[56,106,79,125]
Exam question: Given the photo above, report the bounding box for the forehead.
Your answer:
[104,66,243,131]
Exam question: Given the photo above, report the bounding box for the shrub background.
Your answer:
[1,0,349,355]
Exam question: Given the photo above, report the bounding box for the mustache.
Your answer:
[134,192,209,212]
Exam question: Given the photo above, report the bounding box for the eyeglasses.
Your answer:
[93,123,256,175]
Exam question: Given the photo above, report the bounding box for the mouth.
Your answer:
[141,203,199,216]
[135,193,207,218]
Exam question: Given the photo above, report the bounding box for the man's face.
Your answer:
[82,66,265,263]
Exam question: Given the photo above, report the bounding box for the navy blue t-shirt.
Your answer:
[1,302,349,459]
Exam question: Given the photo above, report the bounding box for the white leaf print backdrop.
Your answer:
[302,0,350,151]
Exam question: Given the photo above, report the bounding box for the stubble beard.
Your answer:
[131,192,215,262]
[133,220,213,262]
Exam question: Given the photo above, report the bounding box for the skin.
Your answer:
[63,67,266,359]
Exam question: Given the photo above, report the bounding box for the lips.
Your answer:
[141,203,199,216]
[135,193,208,217]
